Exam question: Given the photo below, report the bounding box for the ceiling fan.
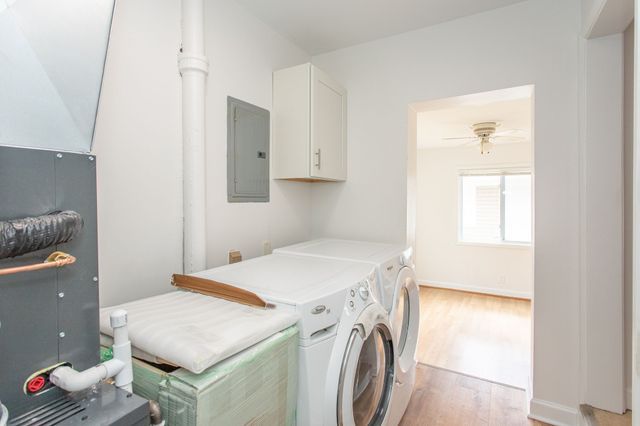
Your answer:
[443,122,526,154]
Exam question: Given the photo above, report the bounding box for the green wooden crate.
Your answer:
[103,326,298,426]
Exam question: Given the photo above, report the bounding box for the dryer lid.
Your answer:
[192,253,375,304]
[0,0,115,153]
[275,238,411,265]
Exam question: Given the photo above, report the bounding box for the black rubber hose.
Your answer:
[0,211,83,259]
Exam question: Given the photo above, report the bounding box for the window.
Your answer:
[459,170,531,245]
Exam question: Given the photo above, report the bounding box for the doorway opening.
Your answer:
[407,85,534,390]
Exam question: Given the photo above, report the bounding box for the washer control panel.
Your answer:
[358,284,370,300]
[345,275,375,313]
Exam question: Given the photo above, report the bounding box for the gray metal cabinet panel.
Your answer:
[0,147,62,414]
[56,153,99,373]
[227,97,270,202]
[0,146,99,416]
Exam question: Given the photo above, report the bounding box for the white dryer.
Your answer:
[274,239,420,425]
[193,253,397,425]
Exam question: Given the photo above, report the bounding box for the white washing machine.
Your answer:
[193,253,397,425]
[274,239,420,425]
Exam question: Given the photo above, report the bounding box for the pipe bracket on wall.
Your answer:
[177,54,209,75]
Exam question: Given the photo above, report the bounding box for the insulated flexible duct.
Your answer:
[0,211,83,259]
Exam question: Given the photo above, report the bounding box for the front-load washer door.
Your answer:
[337,305,394,426]
[391,267,420,372]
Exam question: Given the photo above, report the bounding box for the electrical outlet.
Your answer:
[228,250,242,264]
[263,240,272,255]
[498,275,506,286]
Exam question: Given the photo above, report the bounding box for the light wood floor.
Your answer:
[399,364,632,426]
[406,286,631,426]
[399,364,547,426]
[583,405,632,426]
[417,286,531,389]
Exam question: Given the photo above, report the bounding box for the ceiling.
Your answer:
[234,0,527,54]
[416,88,532,150]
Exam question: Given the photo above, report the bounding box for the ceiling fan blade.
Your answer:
[491,136,527,144]
[494,128,526,136]
[463,139,480,146]
[492,135,527,140]
[442,136,477,141]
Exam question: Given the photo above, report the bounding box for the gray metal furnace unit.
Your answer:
[0,0,149,424]
[0,147,148,424]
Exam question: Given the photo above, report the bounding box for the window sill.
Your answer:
[456,241,531,250]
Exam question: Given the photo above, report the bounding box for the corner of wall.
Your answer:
[529,398,580,426]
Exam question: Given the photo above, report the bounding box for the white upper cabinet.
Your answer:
[273,63,347,181]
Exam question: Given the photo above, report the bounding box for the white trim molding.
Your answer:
[418,279,532,300]
[528,398,580,426]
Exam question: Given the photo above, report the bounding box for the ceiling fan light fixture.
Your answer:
[472,121,499,138]
[480,139,494,155]
[442,121,524,154]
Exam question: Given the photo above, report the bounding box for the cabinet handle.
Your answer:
[314,149,321,169]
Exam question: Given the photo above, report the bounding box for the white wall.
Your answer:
[582,32,625,413]
[623,21,634,409]
[202,0,311,268]
[582,0,634,38]
[311,0,584,423]
[94,0,311,307]
[93,0,182,307]
[416,144,533,299]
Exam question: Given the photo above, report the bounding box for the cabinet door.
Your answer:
[310,66,347,180]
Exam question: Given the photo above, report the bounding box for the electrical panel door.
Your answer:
[227,97,270,202]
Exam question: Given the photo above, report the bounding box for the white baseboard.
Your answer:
[529,398,580,426]
[525,376,533,416]
[418,279,532,300]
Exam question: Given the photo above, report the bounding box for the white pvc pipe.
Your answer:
[49,310,133,393]
[179,0,208,274]
[49,359,125,393]
[110,309,133,392]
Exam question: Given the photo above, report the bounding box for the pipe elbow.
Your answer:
[102,358,125,379]
[50,359,124,393]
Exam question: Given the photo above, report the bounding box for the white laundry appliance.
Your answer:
[193,253,397,426]
[274,239,420,425]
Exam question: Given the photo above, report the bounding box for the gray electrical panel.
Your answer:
[227,97,270,202]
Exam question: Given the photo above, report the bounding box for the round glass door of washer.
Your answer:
[390,267,420,370]
[338,313,394,426]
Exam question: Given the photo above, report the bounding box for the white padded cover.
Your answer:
[100,290,298,374]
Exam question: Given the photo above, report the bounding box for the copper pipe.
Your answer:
[0,251,76,276]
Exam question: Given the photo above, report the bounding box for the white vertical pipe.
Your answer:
[179,0,208,273]
[110,309,133,393]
